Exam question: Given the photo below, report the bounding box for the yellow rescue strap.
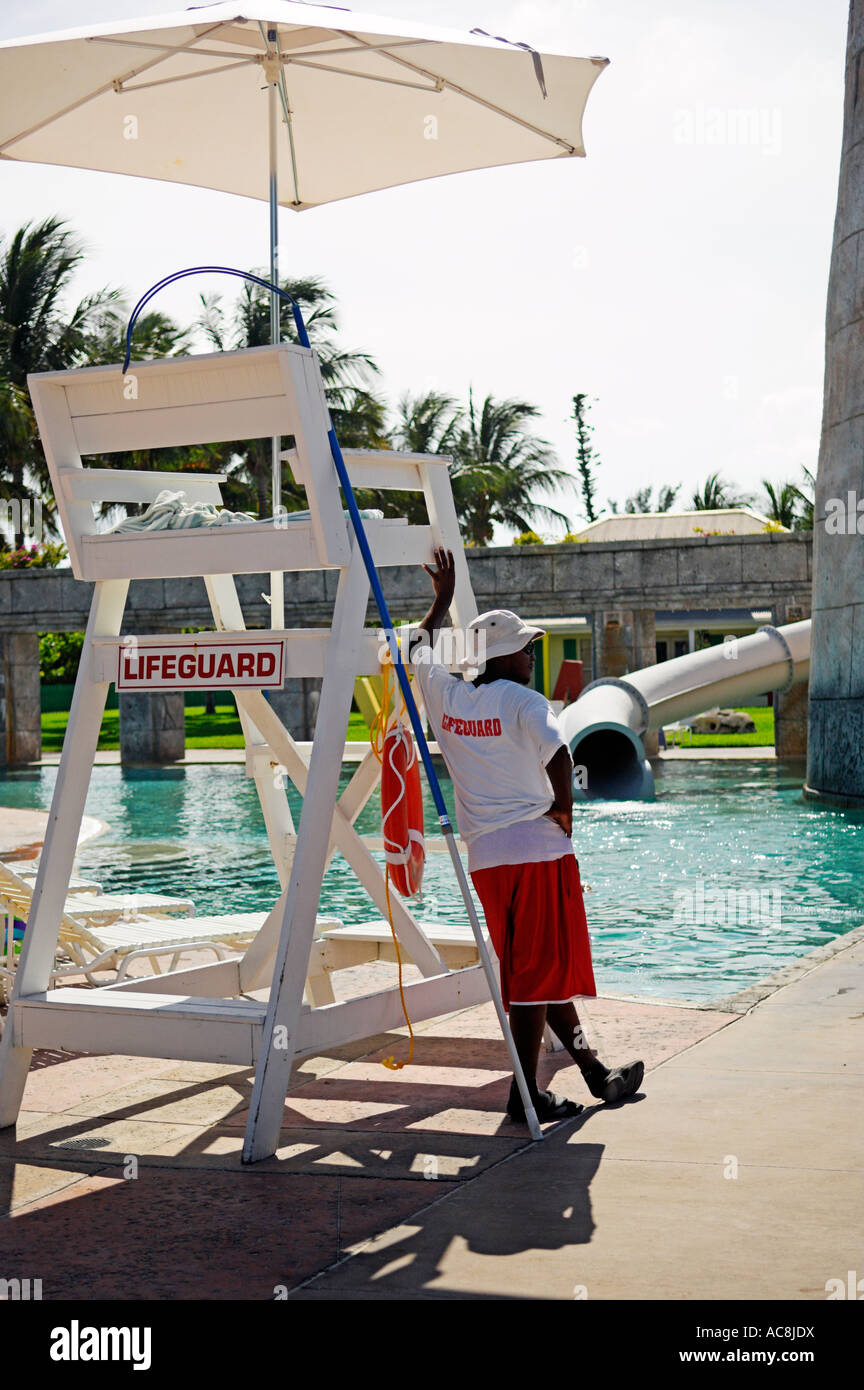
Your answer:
[370,653,415,1070]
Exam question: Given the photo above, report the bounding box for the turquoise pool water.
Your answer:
[1,760,861,1004]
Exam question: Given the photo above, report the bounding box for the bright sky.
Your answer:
[0,0,849,534]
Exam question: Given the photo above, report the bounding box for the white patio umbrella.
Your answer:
[0,1,609,617]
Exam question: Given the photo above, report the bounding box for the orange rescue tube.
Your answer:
[381,723,425,897]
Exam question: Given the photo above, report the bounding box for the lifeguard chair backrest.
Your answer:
[27,344,349,579]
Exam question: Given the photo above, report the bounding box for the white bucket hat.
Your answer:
[459,609,544,670]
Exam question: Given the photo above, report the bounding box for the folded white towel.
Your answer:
[109,489,383,533]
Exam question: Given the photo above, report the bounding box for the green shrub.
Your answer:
[40,631,84,684]
[512,530,543,545]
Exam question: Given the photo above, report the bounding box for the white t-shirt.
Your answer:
[467,815,574,873]
[410,646,569,845]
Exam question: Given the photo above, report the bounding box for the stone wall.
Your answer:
[0,532,813,633]
[0,532,814,762]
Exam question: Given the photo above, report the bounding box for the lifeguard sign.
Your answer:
[116,638,285,691]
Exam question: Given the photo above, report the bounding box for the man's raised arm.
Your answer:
[408,548,456,660]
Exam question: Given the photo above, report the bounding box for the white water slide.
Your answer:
[559,620,811,800]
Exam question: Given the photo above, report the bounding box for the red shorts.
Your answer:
[470,855,597,1011]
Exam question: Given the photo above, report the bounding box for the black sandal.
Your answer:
[506,1078,584,1123]
[584,1059,644,1104]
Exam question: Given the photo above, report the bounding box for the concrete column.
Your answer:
[632,609,657,672]
[0,633,42,765]
[806,0,864,805]
[774,601,810,759]
[119,691,185,764]
[592,608,656,677]
[592,608,631,679]
[775,682,809,759]
[633,610,659,757]
[266,677,322,742]
[591,609,659,757]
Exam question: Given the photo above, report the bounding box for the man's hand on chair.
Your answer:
[423,547,456,608]
[411,548,455,655]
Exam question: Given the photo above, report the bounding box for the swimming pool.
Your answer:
[1,760,861,1004]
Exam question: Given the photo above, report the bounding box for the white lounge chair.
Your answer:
[14,865,104,895]
[0,857,339,1003]
[1,893,344,1008]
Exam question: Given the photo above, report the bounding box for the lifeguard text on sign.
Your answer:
[117,640,285,691]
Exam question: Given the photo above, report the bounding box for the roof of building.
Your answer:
[570,508,788,541]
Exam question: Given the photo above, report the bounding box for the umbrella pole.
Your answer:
[267,51,285,629]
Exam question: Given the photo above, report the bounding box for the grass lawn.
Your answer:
[665,706,775,748]
[41,706,374,752]
[41,705,774,752]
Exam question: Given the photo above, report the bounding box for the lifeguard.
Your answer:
[410,549,645,1124]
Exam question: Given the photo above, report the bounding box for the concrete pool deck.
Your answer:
[0,931,861,1300]
[33,744,781,765]
[0,802,860,1301]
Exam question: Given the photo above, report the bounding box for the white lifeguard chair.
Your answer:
[0,340,498,1162]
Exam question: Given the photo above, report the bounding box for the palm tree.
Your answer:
[656,483,682,512]
[358,390,463,523]
[623,483,681,513]
[0,379,34,488]
[761,478,801,529]
[393,390,463,456]
[0,217,116,530]
[83,306,192,365]
[789,466,815,530]
[0,379,36,546]
[452,391,573,545]
[199,273,384,516]
[329,385,390,451]
[0,217,116,387]
[691,472,750,510]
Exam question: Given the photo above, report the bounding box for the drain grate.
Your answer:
[54,1136,111,1150]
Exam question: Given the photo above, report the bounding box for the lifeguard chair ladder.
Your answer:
[0,341,488,1163]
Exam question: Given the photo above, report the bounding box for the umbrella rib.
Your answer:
[334,29,584,153]
[284,57,440,93]
[286,39,433,57]
[0,20,232,154]
[116,58,255,95]
[85,37,265,60]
